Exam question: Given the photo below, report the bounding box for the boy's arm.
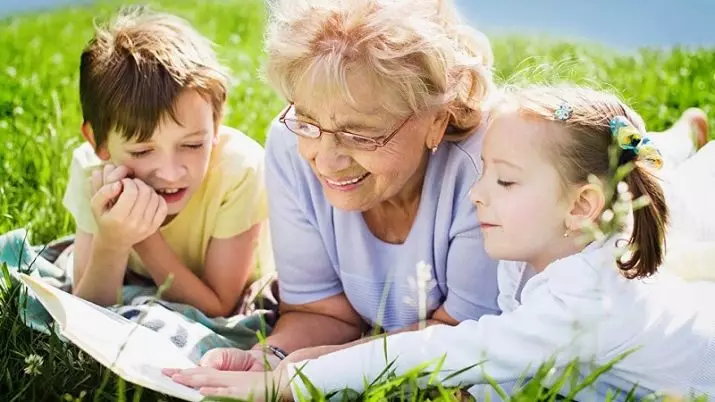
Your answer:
[133,223,261,317]
[71,229,130,306]
[72,177,165,306]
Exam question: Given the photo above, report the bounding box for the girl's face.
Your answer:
[469,111,579,270]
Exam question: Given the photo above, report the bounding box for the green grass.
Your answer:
[1,0,714,400]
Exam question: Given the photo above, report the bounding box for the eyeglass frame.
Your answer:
[278,103,413,150]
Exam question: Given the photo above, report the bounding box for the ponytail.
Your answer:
[617,166,669,279]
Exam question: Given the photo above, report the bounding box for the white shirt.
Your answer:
[288,238,715,401]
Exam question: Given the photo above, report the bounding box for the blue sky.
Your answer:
[2,0,714,49]
[456,0,715,49]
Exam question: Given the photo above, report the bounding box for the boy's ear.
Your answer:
[566,182,606,232]
[81,122,111,161]
[211,121,221,145]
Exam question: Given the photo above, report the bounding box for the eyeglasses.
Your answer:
[278,103,412,151]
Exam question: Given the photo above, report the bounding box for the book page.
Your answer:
[19,274,202,401]
[121,362,204,402]
[22,274,135,365]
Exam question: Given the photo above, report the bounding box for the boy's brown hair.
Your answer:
[79,7,228,149]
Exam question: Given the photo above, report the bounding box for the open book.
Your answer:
[19,273,203,401]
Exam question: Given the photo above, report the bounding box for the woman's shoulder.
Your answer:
[264,117,330,215]
[265,117,299,160]
[446,124,486,170]
[432,123,487,199]
[264,118,314,184]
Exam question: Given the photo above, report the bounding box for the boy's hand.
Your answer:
[89,164,133,198]
[91,178,168,249]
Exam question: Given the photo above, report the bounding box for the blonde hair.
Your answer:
[264,0,495,140]
[79,6,228,149]
[493,86,669,279]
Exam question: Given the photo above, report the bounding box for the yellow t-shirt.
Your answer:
[62,126,274,278]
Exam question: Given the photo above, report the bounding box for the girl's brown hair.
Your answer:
[495,86,669,279]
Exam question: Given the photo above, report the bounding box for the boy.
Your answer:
[62,7,272,317]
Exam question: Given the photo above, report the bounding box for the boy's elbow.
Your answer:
[204,307,232,318]
[205,299,239,318]
[72,286,117,308]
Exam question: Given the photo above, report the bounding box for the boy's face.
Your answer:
[102,90,218,216]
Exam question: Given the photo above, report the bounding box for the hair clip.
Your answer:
[609,116,664,169]
[635,137,664,170]
[610,116,642,151]
[554,103,573,121]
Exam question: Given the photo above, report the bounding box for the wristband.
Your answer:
[266,344,288,360]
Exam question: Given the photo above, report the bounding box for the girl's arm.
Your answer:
[168,274,611,401]
[285,261,611,397]
[133,223,261,317]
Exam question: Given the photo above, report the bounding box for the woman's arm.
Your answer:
[280,305,457,364]
[260,294,364,353]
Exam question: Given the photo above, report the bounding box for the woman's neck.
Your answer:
[362,152,429,244]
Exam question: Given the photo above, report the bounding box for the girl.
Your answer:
[166,86,715,400]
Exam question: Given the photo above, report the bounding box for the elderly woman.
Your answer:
[202,0,499,370]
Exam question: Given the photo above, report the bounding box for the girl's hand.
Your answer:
[198,347,279,371]
[162,367,293,401]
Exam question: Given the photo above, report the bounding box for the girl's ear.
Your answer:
[82,122,110,161]
[565,182,606,232]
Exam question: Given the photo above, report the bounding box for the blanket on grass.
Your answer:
[0,228,278,364]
